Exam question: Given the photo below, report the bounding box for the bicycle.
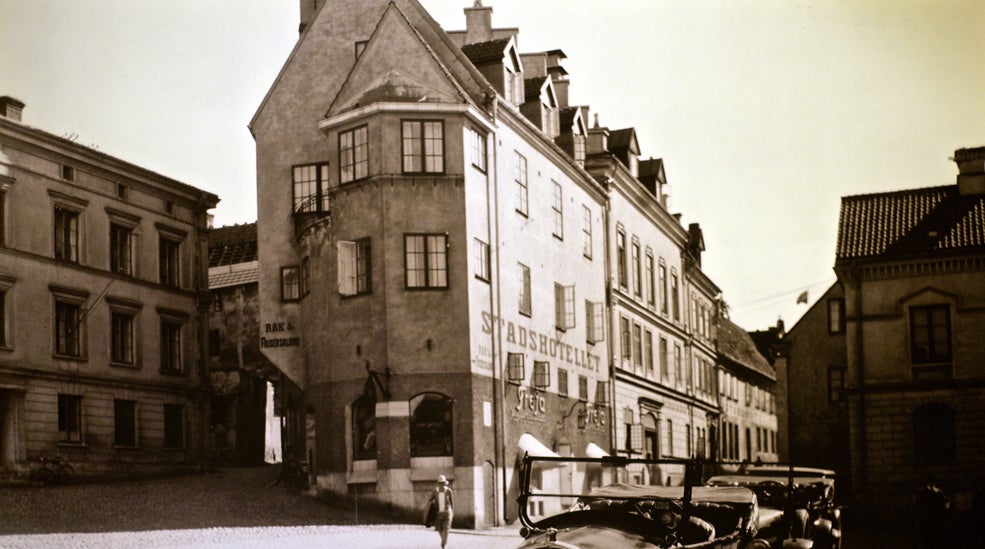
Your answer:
[29,455,74,485]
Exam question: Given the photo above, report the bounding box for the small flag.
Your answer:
[796,291,809,304]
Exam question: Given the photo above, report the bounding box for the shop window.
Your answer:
[410,393,453,458]
[163,403,184,449]
[58,394,82,443]
[114,399,137,447]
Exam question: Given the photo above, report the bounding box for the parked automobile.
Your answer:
[707,463,842,549]
[516,455,769,549]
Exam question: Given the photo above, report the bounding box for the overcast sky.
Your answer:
[2,0,983,331]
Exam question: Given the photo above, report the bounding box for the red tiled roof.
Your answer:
[209,223,258,267]
[717,316,775,381]
[836,185,985,260]
[461,38,511,65]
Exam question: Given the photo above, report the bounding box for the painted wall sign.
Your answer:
[516,385,546,415]
[481,311,601,372]
[261,320,300,349]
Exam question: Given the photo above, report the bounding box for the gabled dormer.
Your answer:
[556,106,588,167]
[639,157,668,208]
[608,128,640,178]
[461,36,523,106]
[520,77,559,138]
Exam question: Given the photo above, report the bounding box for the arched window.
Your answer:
[914,403,955,463]
[352,393,376,461]
[410,393,453,458]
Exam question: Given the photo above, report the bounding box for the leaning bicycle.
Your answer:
[29,455,74,485]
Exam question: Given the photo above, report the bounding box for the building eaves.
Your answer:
[836,184,985,261]
[461,37,512,65]
[717,316,775,381]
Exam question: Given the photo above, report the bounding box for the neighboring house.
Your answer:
[761,284,850,496]
[207,222,277,466]
[716,316,778,465]
[833,146,985,513]
[0,96,218,481]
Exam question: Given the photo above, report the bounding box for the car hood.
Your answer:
[517,524,662,549]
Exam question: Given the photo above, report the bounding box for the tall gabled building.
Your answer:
[252,1,608,527]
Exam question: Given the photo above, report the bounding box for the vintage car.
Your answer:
[706,463,842,549]
[516,454,792,549]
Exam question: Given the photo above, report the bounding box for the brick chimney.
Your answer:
[464,1,493,44]
[586,114,608,154]
[0,96,24,122]
[954,146,985,195]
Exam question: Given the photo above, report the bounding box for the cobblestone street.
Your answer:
[0,466,519,549]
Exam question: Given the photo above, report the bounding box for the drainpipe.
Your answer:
[601,176,616,452]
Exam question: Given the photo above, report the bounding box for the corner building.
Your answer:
[252,1,610,527]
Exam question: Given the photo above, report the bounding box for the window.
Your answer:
[300,256,310,297]
[0,289,6,347]
[671,272,680,321]
[114,399,137,447]
[674,344,682,384]
[632,323,643,368]
[474,239,490,282]
[554,283,575,330]
[586,300,604,344]
[578,375,589,401]
[557,369,568,397]
[514,152,528,216]
[339,125,368,183]
[551,181,563,239]
[110,311,135,365]
[827,298,845,334]
[644,330,654,377]
[54,206,79,262]
[468,127,486,171]
[116,183,128,199]
[61,165,75,181]
[666,419,674,456]
[659,337,668,380]
[292,163,330,213]
[0,189,6,246]
[338,238,372,296]
[58,394,82,443]
[910,304,951,364]
[55,300,82,357]
[209,328,220,356]
[160,320,182,373]
[631,241,641,297]
[404,234,447,289]
[616,229,627,289]
[582,205,592,259]
[533,361,551,389]
[402,120,444,173]
[645,252,655,307]
[518,263,531,316]
[159,236,180,288]
[659,263,668,314]
[913,403,955,464]
[620,316,631,360]
[352,394,376,461]
[281,265,300,302]
[410,393,453,457]
[110,223,133,275]
[163,403,184,449]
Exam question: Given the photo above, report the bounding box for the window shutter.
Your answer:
[562,285,575,329]
[337,241,357,295]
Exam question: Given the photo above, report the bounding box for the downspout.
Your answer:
[601,177,617,452]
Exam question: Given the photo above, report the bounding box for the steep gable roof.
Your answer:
[609,128,639,155]
[836,185,985,261]
[461,37,512,65]
[326,2,471,117]
[718,316,775,381]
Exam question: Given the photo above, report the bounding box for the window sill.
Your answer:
[110,361,139,369]
[57,442,87,449]
[53,353,87,363]
[114,445,140,451]
[159,369,187,377]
